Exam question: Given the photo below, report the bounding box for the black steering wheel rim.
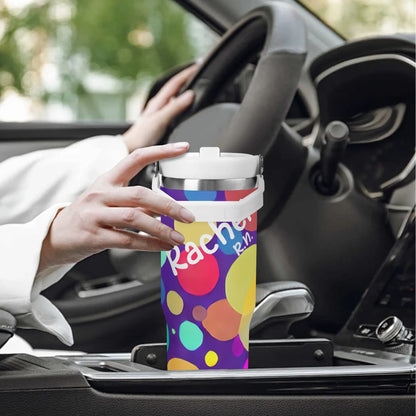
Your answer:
[169,2,307,156]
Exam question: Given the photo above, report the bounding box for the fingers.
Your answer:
[101,228,174,252]
[103,186,195,223]
[105,142,189,186]
[153,90,194,129]
[144,64,199,115]
[96,207,185,246]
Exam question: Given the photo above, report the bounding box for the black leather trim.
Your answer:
[0,122,130,141]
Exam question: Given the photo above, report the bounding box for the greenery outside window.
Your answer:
[0,0,217,122]
[298,0,415,40]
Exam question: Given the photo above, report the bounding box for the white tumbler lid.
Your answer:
[159,147,260,180]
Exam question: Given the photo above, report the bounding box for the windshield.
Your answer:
[298,0,415,39]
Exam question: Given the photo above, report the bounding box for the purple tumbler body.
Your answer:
[154,147,263,371]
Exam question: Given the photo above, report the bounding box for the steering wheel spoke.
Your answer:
[169,3,307,156]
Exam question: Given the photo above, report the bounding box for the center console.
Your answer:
[0,214,414,415]
[335,209,415,365]
[0,340,414,415]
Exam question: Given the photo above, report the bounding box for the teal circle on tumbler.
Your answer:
[179,321,203,351]
[161,251,167,266]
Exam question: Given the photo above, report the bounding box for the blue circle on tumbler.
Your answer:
[184,190,217,201]
[218,229,243,255]
[161,279,166,304]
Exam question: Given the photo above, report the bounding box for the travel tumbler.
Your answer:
[153,147,264,370]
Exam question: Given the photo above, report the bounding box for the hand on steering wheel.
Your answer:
[122,65,198,152]
[167,4,306,156]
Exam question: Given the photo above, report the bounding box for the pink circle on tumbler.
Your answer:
[232,335,245,357]
[177,250,219,296]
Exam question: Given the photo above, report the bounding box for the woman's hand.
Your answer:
[122,65,198,152]
[38,143,194,273]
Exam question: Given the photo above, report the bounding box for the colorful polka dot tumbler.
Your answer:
[153,147,264,370]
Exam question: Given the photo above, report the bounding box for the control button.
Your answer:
[356,324,375,338]
[378,294,391,306]
[360,327,372,336]
[404,329,415,342]
[399,284,414,293]
[400,296,414,308]
[396,272,413,283]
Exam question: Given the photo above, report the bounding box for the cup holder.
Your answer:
[49,338,413,396]
[131,339,334,370]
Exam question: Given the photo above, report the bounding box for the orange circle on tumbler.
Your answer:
[202,299,241,341]
[167,357,198,371]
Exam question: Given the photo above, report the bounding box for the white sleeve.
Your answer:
[0,135,129,225]
[0,134,129,345]
[0,203,75,346]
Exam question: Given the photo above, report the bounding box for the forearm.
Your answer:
[0,135,129,225]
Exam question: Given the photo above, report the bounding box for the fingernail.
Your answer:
[180,90,194,101]
[173,142,189,150]
[171,230,185,245]
[180,207,195,223]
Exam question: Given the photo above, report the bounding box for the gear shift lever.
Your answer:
[250,281,314,338]
[315,121,349,195]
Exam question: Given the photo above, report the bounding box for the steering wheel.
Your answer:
[168,3,307,156]
[111,3,307,280]
[111,8,397,337]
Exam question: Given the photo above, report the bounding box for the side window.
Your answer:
[0,0,218,122]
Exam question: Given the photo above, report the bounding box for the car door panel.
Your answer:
[0,122,130,161]
[0,121,165,352]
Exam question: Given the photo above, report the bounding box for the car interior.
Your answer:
[0,0,414,414]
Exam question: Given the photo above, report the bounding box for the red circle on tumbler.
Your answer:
[225,189,255,202]
[243,212,257,232]
[177,250,219,296]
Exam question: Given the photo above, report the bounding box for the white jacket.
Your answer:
[0,135,128,346]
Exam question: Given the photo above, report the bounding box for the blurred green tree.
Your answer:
[70,0,194,79]
[299,0,415,39]
[0,0,199,102]
[0,2,57,97]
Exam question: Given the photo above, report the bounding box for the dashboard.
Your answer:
[218,35,415,208]
[307,36,415,361]
[172,34,415,333]
[309,36,415,202]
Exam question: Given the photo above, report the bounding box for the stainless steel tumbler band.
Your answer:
[160,176,257,191]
